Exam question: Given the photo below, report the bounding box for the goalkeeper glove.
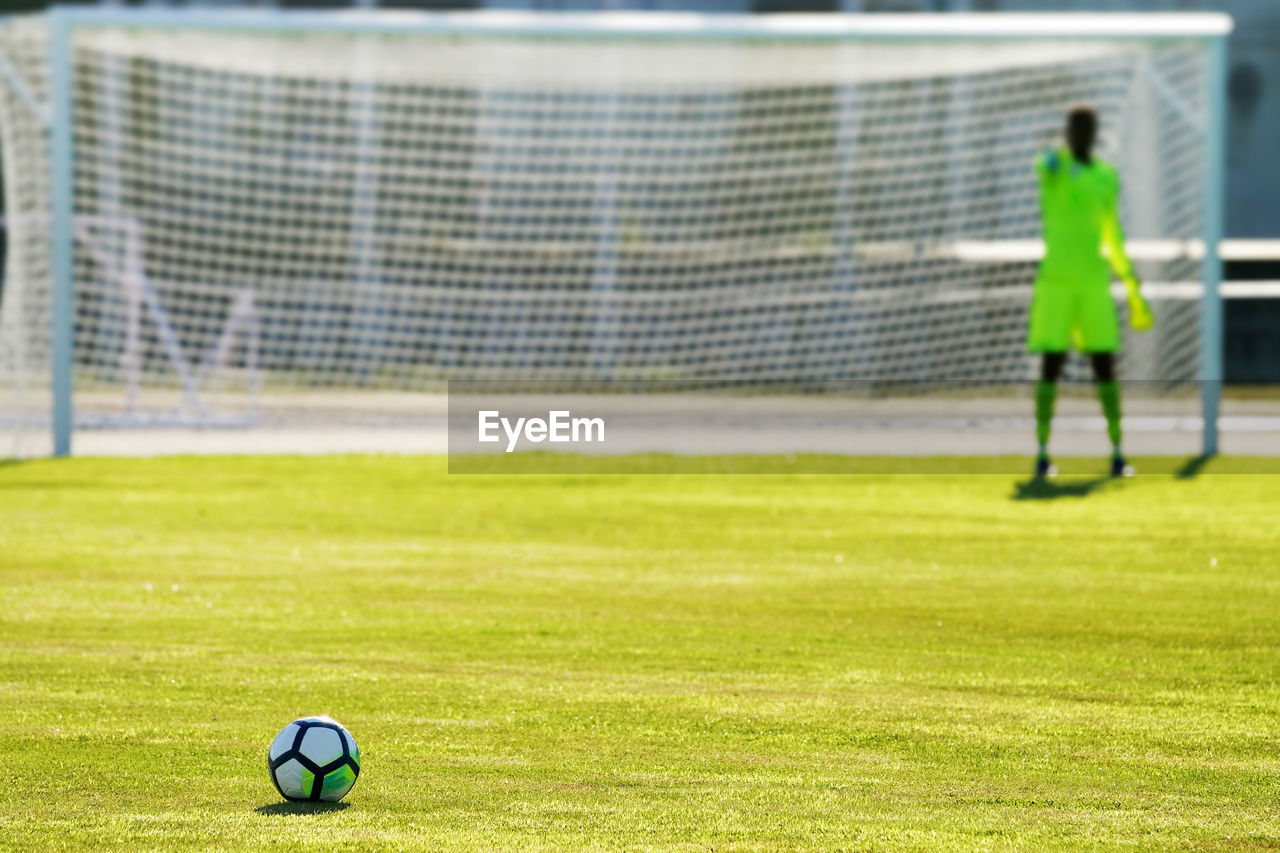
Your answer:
[1125,278,1154,332]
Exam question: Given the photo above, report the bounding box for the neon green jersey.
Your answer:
[1034,147,1135,289]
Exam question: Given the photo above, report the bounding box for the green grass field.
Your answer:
[2,456,1279,850]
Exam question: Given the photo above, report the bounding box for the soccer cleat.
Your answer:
[1034,454,1057,479]
[1110,455,1134,478]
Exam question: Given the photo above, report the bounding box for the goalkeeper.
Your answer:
[1029,106,1153,478]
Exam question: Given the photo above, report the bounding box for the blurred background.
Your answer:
[0,0,1273,386]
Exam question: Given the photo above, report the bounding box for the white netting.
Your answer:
[0,14,1216,449]
[0,17,52,455]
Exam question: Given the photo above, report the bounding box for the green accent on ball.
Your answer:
[320,764,357,802]
[278,765,314,801]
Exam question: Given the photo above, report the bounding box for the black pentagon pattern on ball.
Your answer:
[267,719,361,801]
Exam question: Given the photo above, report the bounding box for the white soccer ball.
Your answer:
[267,716,361,802]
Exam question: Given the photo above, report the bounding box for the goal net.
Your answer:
[0,12,1228,457]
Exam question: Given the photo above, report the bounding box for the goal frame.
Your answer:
[41,9,1232,457]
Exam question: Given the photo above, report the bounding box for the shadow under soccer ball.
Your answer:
[254,800,350,816]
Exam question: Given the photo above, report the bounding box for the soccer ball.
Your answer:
[267,716,361,802]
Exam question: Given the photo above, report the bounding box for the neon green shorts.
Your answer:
[1027,284,1120,353]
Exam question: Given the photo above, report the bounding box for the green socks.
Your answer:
[1096,379,1122,452]
[1036,377,1123,457]
[1035,380,1058,448]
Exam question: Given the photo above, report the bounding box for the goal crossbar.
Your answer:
[44,9,1234,40]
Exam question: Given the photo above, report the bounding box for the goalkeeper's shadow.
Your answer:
[1011,476,1113,501]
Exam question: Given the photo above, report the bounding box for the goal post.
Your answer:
[1198,31,1228,457]
[0,10,1233,458]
